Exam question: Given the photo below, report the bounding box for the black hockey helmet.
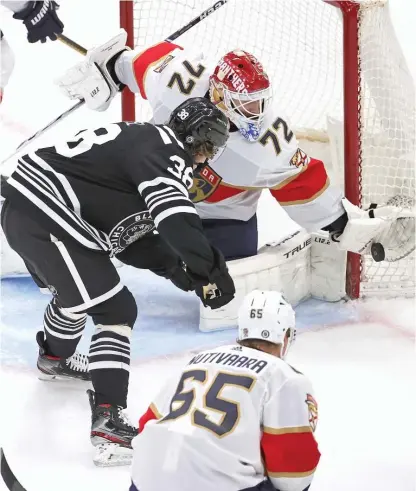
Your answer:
[168,97,229,161]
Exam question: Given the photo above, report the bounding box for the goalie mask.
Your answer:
[168,97,229,166]
[237,290,296,359]
[209,50,272,142]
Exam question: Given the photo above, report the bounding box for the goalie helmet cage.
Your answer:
[119,0,415,299]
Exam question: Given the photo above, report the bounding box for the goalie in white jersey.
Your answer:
[130,290,320,491]
[57,30,411,269]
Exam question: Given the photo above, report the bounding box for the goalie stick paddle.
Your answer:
[1,448,27,491]
[0,0,229,170]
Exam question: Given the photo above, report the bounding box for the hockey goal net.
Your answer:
[120,0,415,299]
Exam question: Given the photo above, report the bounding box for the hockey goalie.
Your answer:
[18,30,410,328]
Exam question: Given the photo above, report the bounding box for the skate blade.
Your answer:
[38,372,58,381]
[93,443,133,467]
[37,372,90,383]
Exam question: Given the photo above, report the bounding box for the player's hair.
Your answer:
[193,140,216,158]
[237,338,277,351]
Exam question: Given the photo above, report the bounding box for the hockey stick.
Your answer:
[165,0,228,42]
[0,448,27,491]
[0,100,84,172]
[56,34,87,55]
[0,35,88,169]
[1,1,229,169]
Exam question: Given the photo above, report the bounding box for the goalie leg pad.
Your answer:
[310,231,347,301]
[199,231,311,332]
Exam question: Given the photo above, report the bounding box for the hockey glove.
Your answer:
[187,246,235,309]
[333,197,415,261]
[13,1,64,43]
[55,30,128,111]
[151,261,194,293]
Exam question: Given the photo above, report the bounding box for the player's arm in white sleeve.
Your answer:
[261,370,320,491]
[1,1,29,12]
[0,30,15,103]
[56,39,194,114]
[114,41,185,103]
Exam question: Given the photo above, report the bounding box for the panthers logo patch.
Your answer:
[189,165,222,203]
[153,54,175,73]
[109,211,155,255]
[290,148,310,168]
[305,393,318,432]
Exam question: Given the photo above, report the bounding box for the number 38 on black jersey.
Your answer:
[1,122,215,278]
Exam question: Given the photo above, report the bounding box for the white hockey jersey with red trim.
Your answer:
[115,42,344,230]
[132,344,320,491]
[0,31,15,101]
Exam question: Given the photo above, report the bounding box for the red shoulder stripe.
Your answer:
[138,404,160,433]
[132,41,182,99]
[204,182,246,203]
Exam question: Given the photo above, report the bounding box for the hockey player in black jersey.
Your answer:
[0,97,233,465]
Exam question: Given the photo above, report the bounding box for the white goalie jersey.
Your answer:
[115,42,344,231]
[131,344,320,491]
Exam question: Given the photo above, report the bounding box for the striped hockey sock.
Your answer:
[43,298,87,358]
[88,325,131,408]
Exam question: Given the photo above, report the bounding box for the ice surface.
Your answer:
[0,293,414,491]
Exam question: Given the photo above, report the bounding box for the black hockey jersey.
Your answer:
[2,122,215,277]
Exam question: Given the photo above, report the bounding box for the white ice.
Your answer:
[0,297,414,491]
[1,0,416,490]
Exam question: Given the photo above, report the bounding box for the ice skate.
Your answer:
[36,331,91,381]
[87,389,138,467]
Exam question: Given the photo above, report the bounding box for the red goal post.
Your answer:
[120,0,415,299]
[120,1,136,122]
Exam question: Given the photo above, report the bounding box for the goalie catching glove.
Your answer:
[334,197,415,261]
[187,246,235,310]
[55,30,129,111]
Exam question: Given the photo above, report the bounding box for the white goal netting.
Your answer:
[128,0,415,297]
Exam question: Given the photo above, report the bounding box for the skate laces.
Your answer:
[117,407,136,431]
[67,351,89,372]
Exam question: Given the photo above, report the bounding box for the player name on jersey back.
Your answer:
[188,346,268,374]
